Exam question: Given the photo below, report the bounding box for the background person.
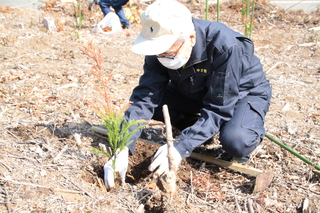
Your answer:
[88,0,130,29]
[103,0,272,189]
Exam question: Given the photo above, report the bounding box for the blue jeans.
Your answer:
[99,0,130,26]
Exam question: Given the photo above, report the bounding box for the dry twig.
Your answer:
[180,190,217,208]
[230,181,242,213]
[61,174,94,198]
[0,177,83,195]
[0,161,12,172]
[248,198,254,213]
[0,154,37,165]
[53,144,69,163]
[286,181,320,195]
[266,62,290,74]
[302,197,309,213]
[189,171,194,203]
[3,183,11,213]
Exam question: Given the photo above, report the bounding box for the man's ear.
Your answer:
[190,31,196,47]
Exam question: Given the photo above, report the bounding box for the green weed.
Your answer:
[242,0,256,38]
[74,0,85,30]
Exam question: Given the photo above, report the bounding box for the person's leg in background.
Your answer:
[98,0,112,16]
[112,5,130,29]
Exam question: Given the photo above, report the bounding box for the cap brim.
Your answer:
[131,33,179,55]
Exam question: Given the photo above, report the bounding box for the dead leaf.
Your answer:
[101,26,112,32]
[145,182,157,190]
[255,193,267,206]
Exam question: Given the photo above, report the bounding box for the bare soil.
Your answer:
[0,1,320,212]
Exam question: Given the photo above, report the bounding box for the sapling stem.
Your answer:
[162,105,175,171]
[161,104,177,194]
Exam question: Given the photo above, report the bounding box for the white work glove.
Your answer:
[103,147,129,190]
[148,144,182,177]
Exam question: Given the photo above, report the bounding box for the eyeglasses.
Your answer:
[157,40,185,60]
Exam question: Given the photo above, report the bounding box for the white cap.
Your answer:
[131,0,194,55]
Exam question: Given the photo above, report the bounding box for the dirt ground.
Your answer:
[0,0,320,212]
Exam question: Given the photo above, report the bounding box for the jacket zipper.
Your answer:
[190,76,194,86]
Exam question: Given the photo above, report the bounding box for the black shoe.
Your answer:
[218,152,250,165]
[122,23,130,29]
[203,137,214,145]
[229,155,250,165]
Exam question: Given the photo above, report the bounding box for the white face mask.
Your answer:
[157,53,189,70]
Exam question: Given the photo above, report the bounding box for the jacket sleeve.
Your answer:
[174,45,243,158]
[124,56,169,154]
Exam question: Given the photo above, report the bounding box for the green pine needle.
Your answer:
[92,113,146,180]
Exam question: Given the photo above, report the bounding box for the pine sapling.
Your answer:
[91,113,146,179]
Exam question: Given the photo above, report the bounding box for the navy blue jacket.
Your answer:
[125,18,271,158]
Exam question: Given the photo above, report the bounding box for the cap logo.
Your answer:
[150,26,153,33]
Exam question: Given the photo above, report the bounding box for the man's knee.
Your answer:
[220,129,260,158]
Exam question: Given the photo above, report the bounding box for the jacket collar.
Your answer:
[184,18,208,68]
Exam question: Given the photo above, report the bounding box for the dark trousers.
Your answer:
[152,82,271,158]
[99,0,130,26]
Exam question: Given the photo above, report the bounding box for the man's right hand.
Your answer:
[103,147,129,190]
[148,144,182,177]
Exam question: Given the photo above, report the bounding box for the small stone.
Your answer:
[43,17,56,31]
